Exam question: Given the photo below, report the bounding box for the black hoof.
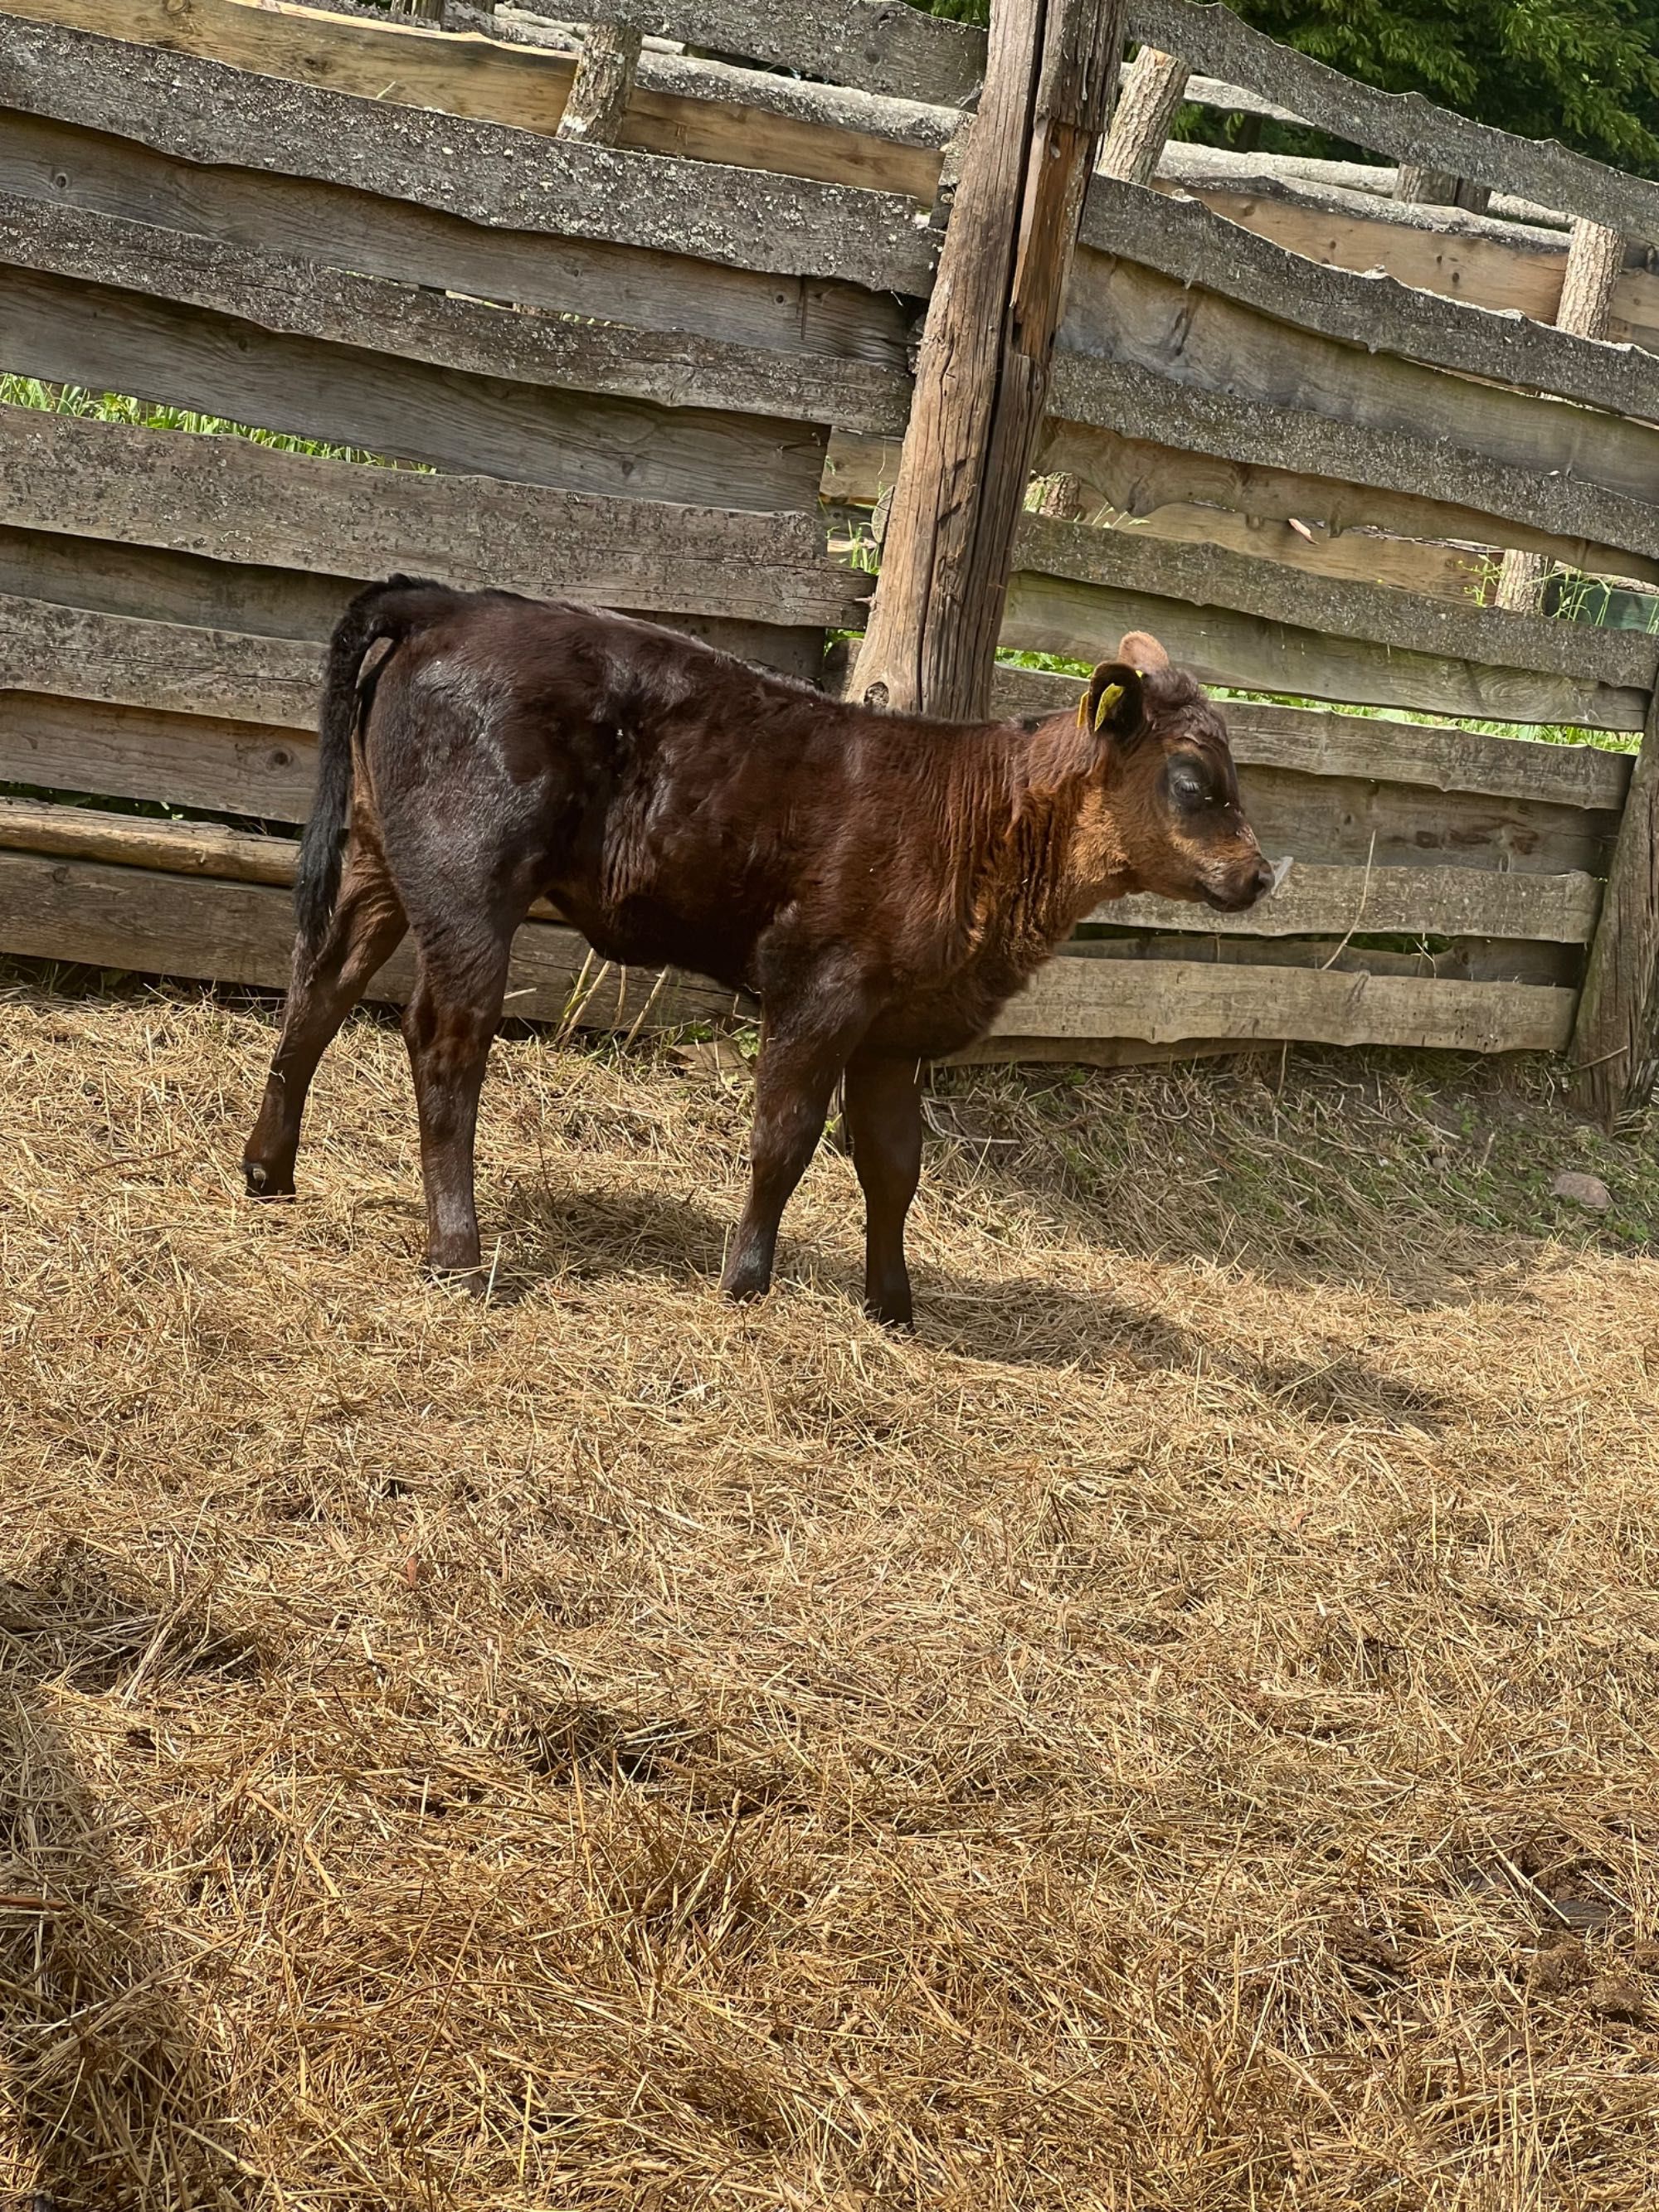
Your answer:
[243,1159,294,1199]
[427,1265,489,1300]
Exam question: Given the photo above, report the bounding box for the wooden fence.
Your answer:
[1,0,1657,1112]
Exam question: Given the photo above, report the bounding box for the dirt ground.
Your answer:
[3,970,1659,2210]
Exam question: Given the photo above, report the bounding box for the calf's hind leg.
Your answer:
[400,913,518,1286]
[844,1051,922,1327]
[244,842,407,1198]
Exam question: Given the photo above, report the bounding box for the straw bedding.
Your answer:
[2,967,1658,2209]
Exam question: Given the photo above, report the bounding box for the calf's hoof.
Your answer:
[865,1296,915,1332]
[427,1264,490,1301]
[719,1257,773,1305]
[243,1158,295,1199]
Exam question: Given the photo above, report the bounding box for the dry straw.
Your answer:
[2,965,1659,2208]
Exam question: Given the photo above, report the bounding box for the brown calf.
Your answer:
[244,581,1271,1324]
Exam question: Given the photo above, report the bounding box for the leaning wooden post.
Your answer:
[850,0,1126,722]
[1569,688,1659,1125]
[1098,44,1189,184]
[1496,217,1625,614]
[557,22,644,143]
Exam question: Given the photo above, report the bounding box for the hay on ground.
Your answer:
[2,965,1659,2209]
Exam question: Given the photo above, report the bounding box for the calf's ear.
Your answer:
[1117,630,1170,672]
[1078,660,1146,744]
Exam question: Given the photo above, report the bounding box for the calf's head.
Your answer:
[1078,632,1273,912]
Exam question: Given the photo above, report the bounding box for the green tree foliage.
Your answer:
[902,0,1659,175]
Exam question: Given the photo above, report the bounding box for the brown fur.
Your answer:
[245,583,1271,1324]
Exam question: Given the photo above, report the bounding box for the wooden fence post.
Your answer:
[1098,45,1189,184]
[557,22,645,143]
[1569,687,1659,1125]
[849,0,1126,722]
[1496,217,1625,614]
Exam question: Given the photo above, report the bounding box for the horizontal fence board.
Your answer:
[0,693,316,819]
[1102,866,1602,942]
[0,594,319,727]
[990,673,1632,810]
[1014,515,1659,691]
[7,0,970,174]
[1061,256,1659,547]
[0,16,938,294]
[0,791,296,886]
[1200,766,1608,878]
[0,847,736,1028]
[0,409,865,628]
[1177,179,1659,361]
[1060,933,1574,987]
[0,110,911,367]
[1030,424,1659,593]
[0,195,912,438]
[1044,359,1659,571]
[1128,0,1659,246]
[0,266,828,515]
[0,589,840,775]
[547,0,986,105]
[1082,175,1659,425]
[1002,573,1650,732]
[0,528,826,683]
[995,946,1575,1051]
[821,424,1659,590]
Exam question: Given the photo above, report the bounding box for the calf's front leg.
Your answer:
[844,1051,922,1327]
[721,1022,864,1305]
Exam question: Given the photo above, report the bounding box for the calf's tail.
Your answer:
[294,574,453,955]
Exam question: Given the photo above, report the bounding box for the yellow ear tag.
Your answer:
[1092,682,1124,732]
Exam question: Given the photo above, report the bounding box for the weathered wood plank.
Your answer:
[2,0,953,196]
[1063,931,1575,987]
[0,848,736,1028]
[0,407,865,628]
[990,668,1632,810]
[993,946,1575,1050]
[0,792,297,885]
[1044,356,1659,568]
[1102,865,1602,942]
[0,593,320,727]
[0,15,939,294]
[1061,256,1659,543]
[1000,568,1649,728]
[1081,175,1659,424]
[1014,514,1659,691]
[0,527,826,686]
[1161,165,1659,360]
[523,0,987,105]
[1569,687,1659,1121]
[1126,0,1659,246]
[830,422,1659,590]
[0,693,317,820]
[0,195,912,438]
[851,0,1125,718]
[0,109,911,365]
[0,265,829,514]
